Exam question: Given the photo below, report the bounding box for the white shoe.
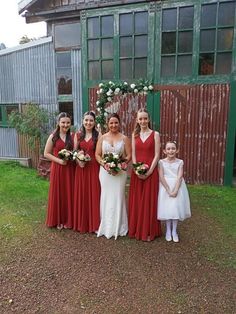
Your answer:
[172,233,179,242]
[165,233,172,242]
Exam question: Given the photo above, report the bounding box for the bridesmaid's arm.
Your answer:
[74,132,78,150]
[145,131,160,177]
[131,134,136,164]
[95,135,104,166]
[44,134,66,165]
[124,136,131,163]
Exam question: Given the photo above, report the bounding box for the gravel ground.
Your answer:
[0,208,235,314]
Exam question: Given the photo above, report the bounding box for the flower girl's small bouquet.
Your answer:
[133,162,149,175]
[58,149,73,161]
[102,152,127,174]
[73,150,91,162]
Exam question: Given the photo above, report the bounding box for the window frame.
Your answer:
[0,104,19,128]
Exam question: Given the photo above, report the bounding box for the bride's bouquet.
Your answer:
[58,149,73,161]
[133,162,149,175]
[102,152,127,174]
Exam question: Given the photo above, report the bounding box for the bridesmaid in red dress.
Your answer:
[128,108,162,241]
[44,112,75,230]
[73,111,100,233]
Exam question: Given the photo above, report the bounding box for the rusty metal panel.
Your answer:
[159,84,230,185]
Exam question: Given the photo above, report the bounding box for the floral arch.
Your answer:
[95,79,154,132]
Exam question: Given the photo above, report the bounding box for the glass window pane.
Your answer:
[59,102,74,124]
[177,55,192,76]
[88,17,100,38]
[179,6,194,29]
[55,22,80,48]
[200,30,215,51]
[120,13,133,35]
[161,56,175,77]
[217,29,233,50]
[162,32,176,54]
[135,35,148,57]
[216,52,232,74]
[218,2,235,26]
[201,4,217,27]
[6,105,19,119]
[102,60,114,79]
[134,58,147,79]
[102,39,113,58]
[88,39,100,60]
[57,69,72,94]
[178,31,193,53]
[120,37,132,57]
[88,61,100,80]
[135,12,148,33]
[120,59,132,79]
[162,9,177,31]
[199,53,214,75]
[101,16,114,36]
[56,52,71,67]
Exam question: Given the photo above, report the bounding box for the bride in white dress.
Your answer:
[95,113,131,239]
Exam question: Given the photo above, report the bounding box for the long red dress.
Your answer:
[73,136,100,233]
[46,136,75,228]
[128,131,162,241]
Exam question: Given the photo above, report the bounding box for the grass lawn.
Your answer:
[0,161,48,243]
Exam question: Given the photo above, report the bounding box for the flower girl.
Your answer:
[158,141,191,242]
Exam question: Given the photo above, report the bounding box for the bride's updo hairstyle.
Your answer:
[133,108,152,138]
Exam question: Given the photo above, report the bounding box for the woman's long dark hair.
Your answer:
[77,111,99,150]
[133,108,152,138]
[52,112,73,150]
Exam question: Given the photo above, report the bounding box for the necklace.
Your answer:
[140,129,151,140]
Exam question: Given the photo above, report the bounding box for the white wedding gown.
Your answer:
[97,139,128,239]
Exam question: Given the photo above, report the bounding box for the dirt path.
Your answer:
[0,208,235,314]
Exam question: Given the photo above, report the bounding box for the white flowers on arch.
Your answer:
[95,79,154,131]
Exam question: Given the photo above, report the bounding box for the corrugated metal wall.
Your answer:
[0,38,57,104]
[0,38,58,164]
[160,84,229,185]
[89,83,230,185]
[0,128,19,157]
[72,49,82,127]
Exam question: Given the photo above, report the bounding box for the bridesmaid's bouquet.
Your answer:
[102,152,127,174]
[133,162,149,175]
[58,149,73,161]
[73,150,91,162]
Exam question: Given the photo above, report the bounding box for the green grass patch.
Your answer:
[0,161,48,241]
[189,184,236,268]
[189,185,236,238]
